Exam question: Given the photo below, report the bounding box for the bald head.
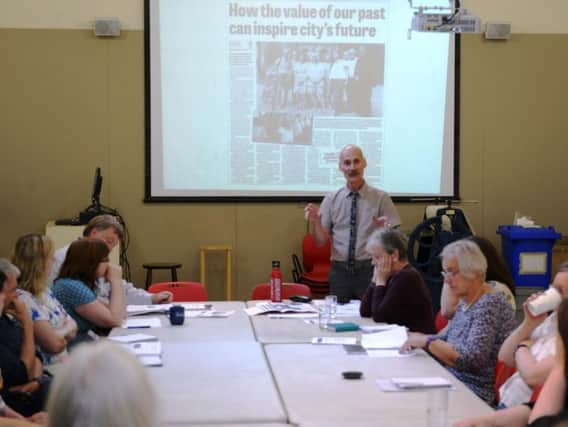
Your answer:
[339,144,364,164]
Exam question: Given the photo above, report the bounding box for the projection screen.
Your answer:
[145,0,459,201]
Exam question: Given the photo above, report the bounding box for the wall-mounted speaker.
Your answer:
[485,22,511,40]
[94,18,121,37]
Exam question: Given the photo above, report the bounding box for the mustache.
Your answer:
[347,170,360,176]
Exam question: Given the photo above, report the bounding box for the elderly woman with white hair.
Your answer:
[46,341,157,427]
[359,228,436,334]
[400,239,517,404]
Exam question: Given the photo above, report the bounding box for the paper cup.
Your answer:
[528,287,562,316]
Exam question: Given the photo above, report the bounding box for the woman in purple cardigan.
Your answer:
[359,228,436,334]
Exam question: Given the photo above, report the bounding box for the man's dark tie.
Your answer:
[347,192,359,271]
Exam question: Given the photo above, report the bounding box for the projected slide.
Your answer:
[147,0,456,200]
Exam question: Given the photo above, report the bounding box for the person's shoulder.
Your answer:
[479,291,508,306]
[16,288,33,299]
[53,278,89,292]
[331,186,349,197]
[55,243,70,257]
[16,289,38,308]
[488,280,513,295]
[478,292,515,317]
[364,183,391,198]
[396,264,421,280]
[323,186,348,203]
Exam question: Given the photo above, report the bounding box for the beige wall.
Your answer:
[1,3,568,299]
[2,1,568,33]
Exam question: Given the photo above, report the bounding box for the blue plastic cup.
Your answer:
[169,305,185,325]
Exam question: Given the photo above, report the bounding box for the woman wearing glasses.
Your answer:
[51,239,125,346]
[400,239,517,404]
[440,235,516,321]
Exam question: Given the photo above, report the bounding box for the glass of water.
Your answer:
[318,305,331,329]
[325,295,338,320]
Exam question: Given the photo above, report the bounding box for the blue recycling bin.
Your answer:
[497,225,562,287]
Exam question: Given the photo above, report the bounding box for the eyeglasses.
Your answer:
[441,269,460,279]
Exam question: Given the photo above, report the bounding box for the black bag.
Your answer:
[407,206,474,314]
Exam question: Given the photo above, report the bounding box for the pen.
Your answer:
[127,326,151,329]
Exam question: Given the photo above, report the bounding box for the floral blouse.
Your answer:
[17,287,71,365]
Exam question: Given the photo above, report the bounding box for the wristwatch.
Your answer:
[425,335,437,351]
[514,343,529,357]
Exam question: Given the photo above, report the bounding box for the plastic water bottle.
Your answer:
[270,260,282,302]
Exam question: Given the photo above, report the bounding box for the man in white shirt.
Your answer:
[49,215,172,305]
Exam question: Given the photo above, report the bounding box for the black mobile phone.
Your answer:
[289,295,312,303]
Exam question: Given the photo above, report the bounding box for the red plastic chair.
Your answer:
[251,282,312,300]
[148,281,208,302]
[291,233,331,296]
[302,233,331,272]
[435,310,449,332]
[494,360,517,404]
[530,384,544,403]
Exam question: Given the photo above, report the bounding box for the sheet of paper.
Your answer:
[139,355,163,367]
[361,326,407,349]
[185,310,235,318]
[311,337,358,345]
[124,341,162,356]
[377,378,453,392]
[179,303,213,310]
[270,313,318,319]
[108,333,158,343]
[122,317,162,329]
[312,300,360,317]
[360,324,398,333]
[391,377,452,389]
[366,349,416,358]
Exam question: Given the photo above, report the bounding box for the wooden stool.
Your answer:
[143,262,182,290]
[199,245,232,300]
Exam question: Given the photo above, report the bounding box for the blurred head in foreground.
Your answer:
[47,341,157,427]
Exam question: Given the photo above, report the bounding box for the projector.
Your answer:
[411,9,481,33]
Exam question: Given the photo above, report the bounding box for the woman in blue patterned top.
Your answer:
[12,234,77,365]
[401,239,517,404]
[52,239,125,346]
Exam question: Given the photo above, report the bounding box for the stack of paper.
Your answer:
[360,326,407,349]
[125,342,163,366]
[359,324,399,333]
[245,302,318,316]
[312,300,360,317]
[108,334,164,367]
[311,337,358,345]
[139,356,163,367]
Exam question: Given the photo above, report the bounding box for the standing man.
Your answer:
[49,215,172,305]
[305,145,400,303]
